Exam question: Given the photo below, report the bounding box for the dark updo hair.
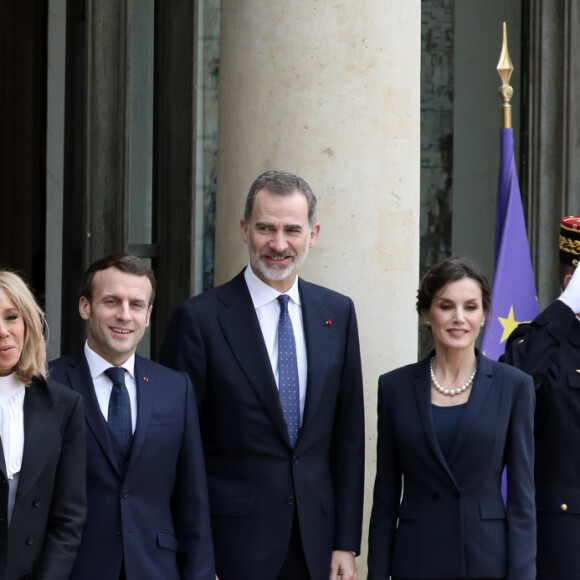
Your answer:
[416,258,491,315]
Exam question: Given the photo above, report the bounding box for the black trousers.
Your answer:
[277,510,311,580]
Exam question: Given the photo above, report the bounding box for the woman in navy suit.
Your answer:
[368,258,535,580]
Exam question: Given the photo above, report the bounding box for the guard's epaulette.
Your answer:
[506,322,533,347]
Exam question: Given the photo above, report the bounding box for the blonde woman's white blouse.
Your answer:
[0,373,25,479]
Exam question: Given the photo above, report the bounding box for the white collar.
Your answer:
[0,373,24,394]
[83,341,136,380]
[244,265,301,309]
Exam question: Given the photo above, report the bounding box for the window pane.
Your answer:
[128,0,155,245]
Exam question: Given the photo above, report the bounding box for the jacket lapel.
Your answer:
[218,273,291,447]
[413,355,459,489]
[0,439,7,481]
[66,353,120,474]
[446,353,493,466]
[127,356,153,466]
[299,281,334,432]
[17,379,64,500]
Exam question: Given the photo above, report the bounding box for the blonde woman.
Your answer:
[0,271,86,579]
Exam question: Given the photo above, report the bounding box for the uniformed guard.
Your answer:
[504,215,580,580]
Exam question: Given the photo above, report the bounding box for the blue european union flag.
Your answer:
[481,128,539,360]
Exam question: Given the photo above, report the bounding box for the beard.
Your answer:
[249,247,308,283]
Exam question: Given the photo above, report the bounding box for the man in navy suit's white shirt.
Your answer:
[50,254,214,580]
[161,171,365,580]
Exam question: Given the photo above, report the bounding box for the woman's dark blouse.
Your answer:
[431,402,466,460]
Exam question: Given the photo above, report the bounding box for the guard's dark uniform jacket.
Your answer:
[504,299,580,579]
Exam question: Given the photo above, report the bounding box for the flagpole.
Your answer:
[497,22,514,130]
[482,21,539,363]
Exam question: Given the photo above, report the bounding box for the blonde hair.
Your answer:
[0,271,47,384]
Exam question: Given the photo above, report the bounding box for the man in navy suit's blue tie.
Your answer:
[50,254,215,579]
[161,170,365,580]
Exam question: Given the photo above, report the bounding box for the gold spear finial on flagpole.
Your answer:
[497,22,514,129]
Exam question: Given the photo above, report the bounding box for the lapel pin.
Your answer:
[325,320,332,326]
[143,377,149,382]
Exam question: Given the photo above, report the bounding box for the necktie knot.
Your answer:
[277,294,290,313]
[105,366,125,387]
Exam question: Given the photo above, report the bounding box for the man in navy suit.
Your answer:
[504,216,580,580]
[50,254,215,580]
[161,170,365,580]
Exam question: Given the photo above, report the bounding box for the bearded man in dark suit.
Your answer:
[161,170,365,580]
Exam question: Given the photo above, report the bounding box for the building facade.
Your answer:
[1,0,579,572]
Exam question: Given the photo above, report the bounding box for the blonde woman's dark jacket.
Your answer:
[0,377,86,580]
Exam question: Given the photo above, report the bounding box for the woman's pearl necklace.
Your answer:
[430,357,477,396]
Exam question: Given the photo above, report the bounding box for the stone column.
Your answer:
[525,0,580,307]
[215,1,420,571]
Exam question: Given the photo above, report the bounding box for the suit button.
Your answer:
[432,493,439,501]
[288,497,295,505]
[121,489,129,498]
[292,456,298,465]
[32,497,41,508]
[116,528,122,535]
[561,504,568,511]
[26,535,34,545]
[454,491,460,499]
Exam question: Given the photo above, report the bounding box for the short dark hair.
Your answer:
[244,170,317,227]
[80,254,157,305]
[558,261,576,291]
[416,258,491,315]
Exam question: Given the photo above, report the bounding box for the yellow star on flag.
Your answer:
[498,305,520,343]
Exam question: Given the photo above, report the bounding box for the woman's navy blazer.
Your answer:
[368,353,536,580]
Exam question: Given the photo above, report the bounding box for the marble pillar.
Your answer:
[215,1,420,571]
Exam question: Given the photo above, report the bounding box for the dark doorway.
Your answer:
[0,1,48,301]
